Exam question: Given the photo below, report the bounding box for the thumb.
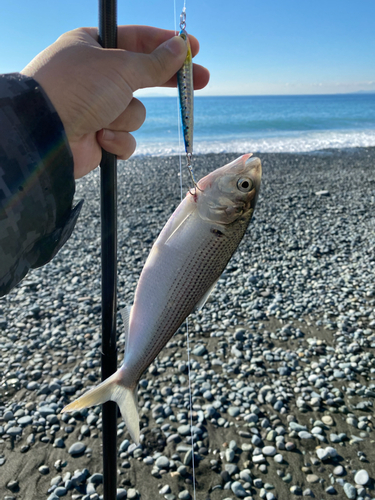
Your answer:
[126,35,188,90]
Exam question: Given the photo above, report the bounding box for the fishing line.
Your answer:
[185,317,197,500]
[174,1,197,498]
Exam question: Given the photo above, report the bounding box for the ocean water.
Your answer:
[133,94,375,156]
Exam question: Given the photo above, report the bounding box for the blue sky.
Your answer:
[1,0,375,96]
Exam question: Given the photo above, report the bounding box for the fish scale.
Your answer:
[62,154,262,443]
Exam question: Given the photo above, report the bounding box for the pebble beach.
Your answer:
[1,147,375,500]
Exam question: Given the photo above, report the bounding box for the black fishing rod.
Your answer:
[98,0,118,499]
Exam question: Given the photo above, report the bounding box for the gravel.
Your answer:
[1,149,375,500]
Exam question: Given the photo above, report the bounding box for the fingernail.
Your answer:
[165,36,186,56]
[103,129,115,141]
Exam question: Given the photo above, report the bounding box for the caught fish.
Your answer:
[62,154,262,443]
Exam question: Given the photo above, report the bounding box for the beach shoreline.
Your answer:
[132,93,375,156]
[1,146,375,500]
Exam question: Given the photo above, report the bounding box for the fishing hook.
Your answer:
[186,154,202,194]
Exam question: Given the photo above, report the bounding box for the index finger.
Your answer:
[80,25,209,90]
[117,25,200,57]
[82,25,200,58]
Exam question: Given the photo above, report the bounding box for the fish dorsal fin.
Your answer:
[192,278,219,313]
[120,305,132,350]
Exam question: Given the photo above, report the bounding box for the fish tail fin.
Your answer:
[111,382,139,444]
[62,371,140,443]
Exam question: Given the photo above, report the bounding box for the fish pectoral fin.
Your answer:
[164,212,192,246]
[192,278,219,313]
[62,371,140,444]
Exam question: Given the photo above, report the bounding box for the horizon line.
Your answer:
[136,91,375,98]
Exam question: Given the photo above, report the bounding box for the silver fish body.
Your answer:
[62,154,262,442]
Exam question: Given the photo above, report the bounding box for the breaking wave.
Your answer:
[133,129,375,156]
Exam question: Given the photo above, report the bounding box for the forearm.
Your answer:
[0,73,82,297]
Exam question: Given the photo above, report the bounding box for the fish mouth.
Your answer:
[245,155,261,170]
[245,156,262,186]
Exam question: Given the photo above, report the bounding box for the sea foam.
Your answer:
[133,129,375,156]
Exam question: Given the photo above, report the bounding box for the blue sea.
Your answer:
[133,94,375,156]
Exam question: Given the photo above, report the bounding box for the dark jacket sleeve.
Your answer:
[0,73,83,297]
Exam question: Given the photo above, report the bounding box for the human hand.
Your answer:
[21,26,210,179]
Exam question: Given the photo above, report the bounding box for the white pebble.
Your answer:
[354,469,369,486]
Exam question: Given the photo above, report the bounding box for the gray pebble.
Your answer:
[68,442,86,456]
[127,488,139,499]
[178,490,190,500]
[80,424,90,436]
[231,481,248,498]
[354,470,369,486]
[262,446,276,456]
[316,446,337,460]
[88,473,103,485]
[119,439,130,452]
[302,489,314,497]
[333,466,345,476]
[325,486,337,494]
[251,435,262,446]
[39,465,50,475]
[53,438,65,448]
[26,381,39,390]
[290,485,302,495]
[6,426,22,437]
[289,422,307,432]
[155,456,170,469]
[330,433,341,443]
[274,454,283,463]
[183,450,193,465]
[3,411,14,421]
[177,425,191,436]
[38,406,56,417]
[159,485,171,495]
[228,407,240,417]
[225,464,239,476]
[266,493,276,500]
[192,345,206,356]
[6,480,18,492]
[50,476,62,486]
[266,430,277,442]
[343,483,357,499]
[177,465,187,476]
[17,416,32,427]
[54,487,67,497]
[298,431,313,440]
[117,489,127,500]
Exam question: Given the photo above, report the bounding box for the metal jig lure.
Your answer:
[177,7,198,187]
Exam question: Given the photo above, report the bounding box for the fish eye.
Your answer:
[237,177,253,193]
